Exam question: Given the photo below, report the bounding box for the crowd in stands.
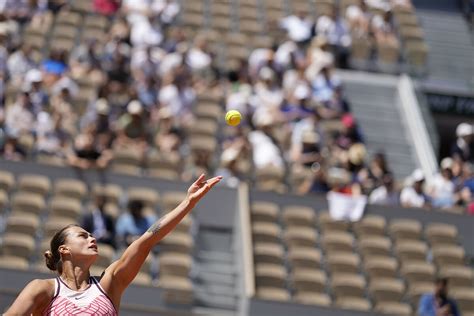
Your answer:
[0,0,469,214]
[80,192,157,250]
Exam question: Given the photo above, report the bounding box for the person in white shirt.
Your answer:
[279,10,313,43]
[186,34,212,71]
[450,122,472,161]
[248,115,284,169]
[429,158,456,209]
[369,173,399,205]
[5,91,35,137]
[400,169,428,208]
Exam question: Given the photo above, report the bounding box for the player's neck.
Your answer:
[60,261,91,291]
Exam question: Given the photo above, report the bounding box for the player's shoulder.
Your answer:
[26,278,56,296]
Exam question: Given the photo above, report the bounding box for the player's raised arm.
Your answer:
[102,174,222,293]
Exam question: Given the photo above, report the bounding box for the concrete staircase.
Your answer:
[193,227,239,314]
[340,71,418,180]
[414,6,474,91]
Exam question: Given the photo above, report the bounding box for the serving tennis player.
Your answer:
[5,174,222,315]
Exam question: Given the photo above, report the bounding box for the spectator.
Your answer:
[300,163,331,194]
[369,173,399,205]
[5,91,35,137]
[292,131,322,168]
[7,44,36,85]
[42,49,68,81]
[23,68,48,114]
[93,0,120,16]
[249,115,284,170]
[279,10,313,44]
[367,152,391,187]
[116,199,157,248]
[429,158,456,209]
[335,113,364,150]
[371,10,398,46]
[311,64,341,104]
[345,0,371,37]
[153,0,180,26]
[418,278,460,316]
[66,132,113,170]
[35,111,68,158]
[0,132,26,160]
[306,36,334,80]
[451,122,473,162]
[81,193,116,248]
[400,169,429,208]
[116,100,149,150]
[186,34,212,72]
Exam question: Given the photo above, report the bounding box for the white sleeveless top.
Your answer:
[44,276,117,315]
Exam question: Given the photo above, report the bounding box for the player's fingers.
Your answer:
[193,174,206,186]
[207,176,223,188]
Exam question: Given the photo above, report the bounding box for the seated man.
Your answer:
[418,278,460,316]
[116,199,157,248]
[81,193,116,248]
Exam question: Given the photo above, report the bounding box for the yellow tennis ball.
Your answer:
[225,110,242,126]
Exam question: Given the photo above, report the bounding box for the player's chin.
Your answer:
[87,246,99,254]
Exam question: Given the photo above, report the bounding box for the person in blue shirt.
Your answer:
[418,278,460,316]
[116,199,157,248]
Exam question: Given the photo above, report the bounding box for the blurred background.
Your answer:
[0,0,473,315]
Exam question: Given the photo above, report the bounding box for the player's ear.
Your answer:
[59,245,70,255]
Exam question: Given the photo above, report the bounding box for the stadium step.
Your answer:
[193,227,239,311]
[415,9,474,89]
[340,71,418,179]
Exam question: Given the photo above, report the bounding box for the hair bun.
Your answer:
[44,250,57,271]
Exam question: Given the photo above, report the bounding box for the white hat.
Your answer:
[456,123,473,137]
[411,168,425,182]
[127,100,143,115]
[25,69,43,83]
[96,98,109,115]
[440,157,454,170]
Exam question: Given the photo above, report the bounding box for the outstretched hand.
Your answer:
[187,174,223,205]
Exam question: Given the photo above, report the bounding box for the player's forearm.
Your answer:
[141,197,195,247]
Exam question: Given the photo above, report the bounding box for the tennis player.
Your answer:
[5,174,222,315]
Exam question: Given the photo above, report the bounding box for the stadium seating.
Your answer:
[249,198,474,314]
[0,1,473,315]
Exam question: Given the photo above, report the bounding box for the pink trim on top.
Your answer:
[91,277,118,313]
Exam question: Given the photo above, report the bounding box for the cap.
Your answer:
[342,114,355,128]
[96,98,109,115]
[25,69,43,83]
[440,157,453,170]
[348,143,367,165]
[411,168,425,182]
[456,123,473,137]
[127,100,143,115]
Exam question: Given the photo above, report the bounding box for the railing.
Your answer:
[397,74,438,183]
[238,182,255,299]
